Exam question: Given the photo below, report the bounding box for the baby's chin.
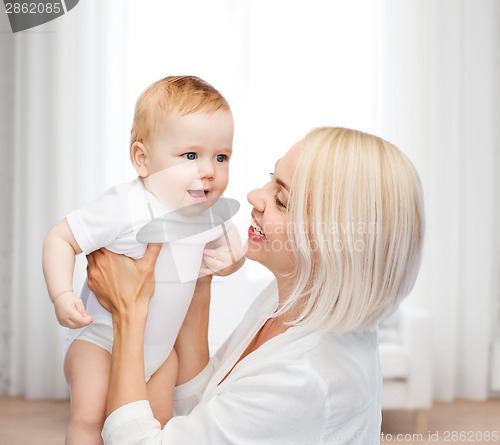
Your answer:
[175,201,211,217]
[177,195,223,216]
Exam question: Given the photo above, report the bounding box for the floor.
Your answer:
[0,397,69,445]
[0,396,499,444]
[381,399,500,444]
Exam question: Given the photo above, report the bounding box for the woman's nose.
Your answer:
[247,187,264,211]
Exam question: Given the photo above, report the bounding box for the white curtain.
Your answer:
[3,1,129,398]
[376,0,498,401]
[1,0,498,400]
[0,8,15,393]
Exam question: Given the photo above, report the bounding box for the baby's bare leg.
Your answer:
[147,349,178,428]
[64,340,111,445]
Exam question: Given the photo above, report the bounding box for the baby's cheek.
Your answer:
[219,171,230,189]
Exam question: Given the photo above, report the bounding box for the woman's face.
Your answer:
[246,141,302,276]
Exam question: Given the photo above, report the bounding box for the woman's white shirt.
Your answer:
[102,281,382,445]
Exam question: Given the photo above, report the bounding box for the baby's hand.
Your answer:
[200,246,236,277]
[53,292,93,329]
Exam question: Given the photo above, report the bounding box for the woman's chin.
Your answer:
[244,242,264,263]
[244,249,258,262]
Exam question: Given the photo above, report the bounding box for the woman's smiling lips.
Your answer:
[249,217,266,242]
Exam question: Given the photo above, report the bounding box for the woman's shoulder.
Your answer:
[308,329,380,383]
[282,327,379,378]
[247,328,381,415]
[293,329,382,437]
[311,328,379,364]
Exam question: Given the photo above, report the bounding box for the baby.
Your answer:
[42,76,244,444]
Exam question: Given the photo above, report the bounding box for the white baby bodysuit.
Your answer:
[64,178,229,380]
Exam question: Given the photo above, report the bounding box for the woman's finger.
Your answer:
[86,253,100,290]
[142,244,162,269]
[86,251,95,267]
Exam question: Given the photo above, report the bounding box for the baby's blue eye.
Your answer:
[183,152,197,160]
[215,154,227,163]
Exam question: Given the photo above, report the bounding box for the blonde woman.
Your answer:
[87,127,425,445]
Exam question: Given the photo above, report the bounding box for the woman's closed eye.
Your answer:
[269,173,287,210]
[274,194,287,210]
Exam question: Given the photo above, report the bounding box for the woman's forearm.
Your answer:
[106,308,151,416]
[85,245,163,416]
[174,275,212,385]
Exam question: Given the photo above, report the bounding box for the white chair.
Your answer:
[379,306,433,434]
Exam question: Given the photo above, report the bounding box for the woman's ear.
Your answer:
[131,142,149,178]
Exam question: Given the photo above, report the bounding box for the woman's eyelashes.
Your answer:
[274,194,287,210]
[269,173,287,210]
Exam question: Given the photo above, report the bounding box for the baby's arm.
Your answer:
[201,224,245,277]
[42,218,93,328]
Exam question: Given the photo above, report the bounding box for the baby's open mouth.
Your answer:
[187,190,208,201]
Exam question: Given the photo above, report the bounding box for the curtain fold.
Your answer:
[376,0,497,401]
[0,11,15,395]
[7,0,128,399]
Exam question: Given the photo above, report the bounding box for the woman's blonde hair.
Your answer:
[130,75,230,150]
[279,127,425,334]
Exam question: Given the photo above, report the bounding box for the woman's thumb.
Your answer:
[142,243,162,267]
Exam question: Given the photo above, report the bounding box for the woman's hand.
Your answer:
[86,244,163,417]
[86,244,162,319]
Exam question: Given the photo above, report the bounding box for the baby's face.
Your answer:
[143,110,234,216]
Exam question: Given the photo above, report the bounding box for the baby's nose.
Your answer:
[198,159,215,179]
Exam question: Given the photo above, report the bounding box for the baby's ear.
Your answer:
[130,142,149,178]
